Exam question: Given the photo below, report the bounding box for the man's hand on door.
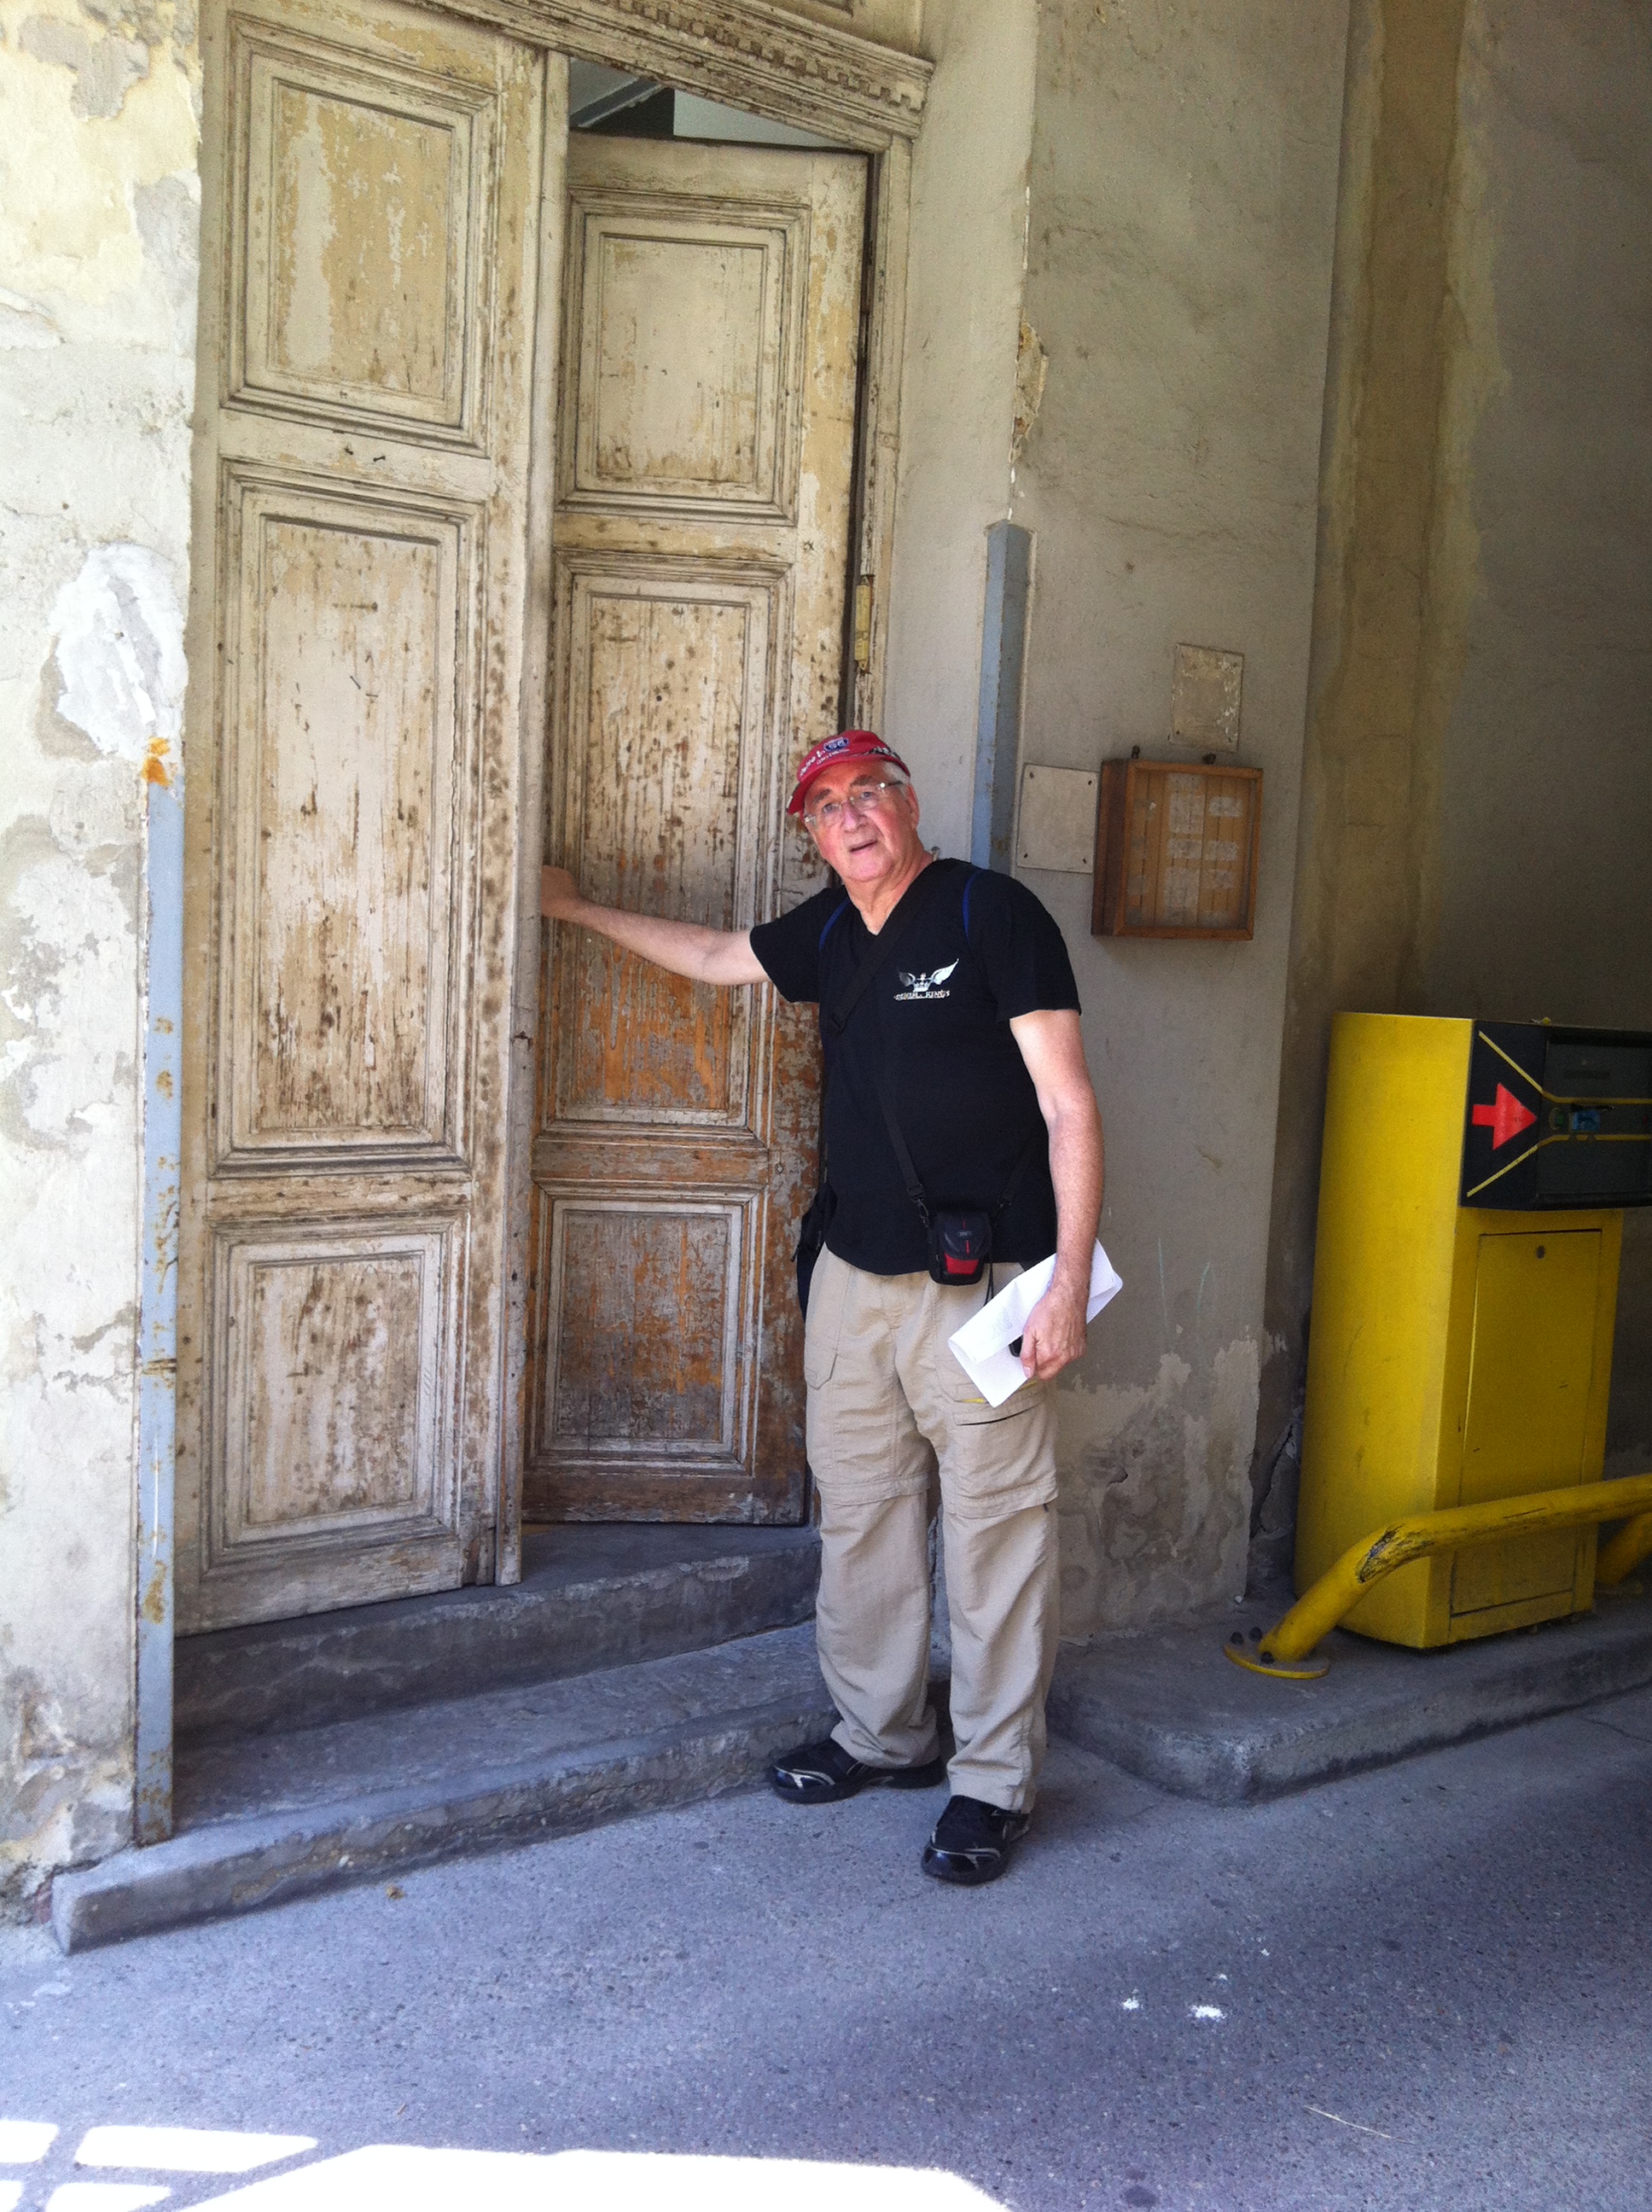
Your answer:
[540,864,765,987]
[541,864,582,920]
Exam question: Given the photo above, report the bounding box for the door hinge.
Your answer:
[853,577,874,672]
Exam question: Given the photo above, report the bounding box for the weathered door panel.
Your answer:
[528,137,864,1522]
[221,480,469,1160]
[550,564,776,1128]
[177,0,548,1629]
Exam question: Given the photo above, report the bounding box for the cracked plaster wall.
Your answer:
[1004,0,1350,1637]
[0,0,199,1911]
[1259,0,1652,1571]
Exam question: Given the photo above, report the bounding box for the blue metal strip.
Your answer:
[134,760,183,1847]
[970,521,1032,873]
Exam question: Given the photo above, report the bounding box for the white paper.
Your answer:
[947,1243,1123,1407]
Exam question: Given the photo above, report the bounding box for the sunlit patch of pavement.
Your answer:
[2,2132,1006,2212]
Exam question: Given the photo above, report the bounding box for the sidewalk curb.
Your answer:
[1049,1586,1652,1803]
[52,1692,834,1953]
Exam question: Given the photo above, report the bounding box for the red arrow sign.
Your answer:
[1472,1084,1538,1149]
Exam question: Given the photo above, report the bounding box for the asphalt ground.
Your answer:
[5,1685,1652,2212]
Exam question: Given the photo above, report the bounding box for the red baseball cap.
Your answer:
[786,729,910,818]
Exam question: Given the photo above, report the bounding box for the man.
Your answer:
[539,730,1104,1884]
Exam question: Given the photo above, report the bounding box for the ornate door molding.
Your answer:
[410,0,931,144]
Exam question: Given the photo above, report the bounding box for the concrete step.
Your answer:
[176,1524,821,1742]
[1049,1577,1652,1803]
[53,1621,835,1952]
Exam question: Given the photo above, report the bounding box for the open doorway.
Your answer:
[567,60,840,145]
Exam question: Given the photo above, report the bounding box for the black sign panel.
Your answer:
[1460,1022,1652,1211]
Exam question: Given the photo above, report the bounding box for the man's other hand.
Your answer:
[1017,1273,1088,1382]
[541,864,582,920]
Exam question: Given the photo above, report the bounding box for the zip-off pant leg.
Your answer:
[804,1248,1061,1811]
[804,1250,939,1767]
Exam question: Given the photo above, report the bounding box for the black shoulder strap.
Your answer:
[874,1065,934,1225]
[825,861,955,1038]
[874,1068,1045,1231]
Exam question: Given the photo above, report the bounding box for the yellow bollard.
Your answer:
[1597,1508,1652,1591]
[1227,1471,1652,1679]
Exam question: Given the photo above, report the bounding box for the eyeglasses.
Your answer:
[803,778,908,832]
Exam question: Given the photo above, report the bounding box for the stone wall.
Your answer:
[1011,0,1350,1636]
[1258,0,1652,1571]
[882,0,1040,859]
[0,0,199,1911]
[1424,3,1652,1481]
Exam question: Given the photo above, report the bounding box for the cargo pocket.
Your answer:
[803,1248,851,1389]
[928,1273,1056,1519]
[931,1264,1033,1426]
[945,1394,1059,1522]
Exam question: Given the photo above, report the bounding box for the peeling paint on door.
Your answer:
[529,134,864,1525]
[173,0,547,1633]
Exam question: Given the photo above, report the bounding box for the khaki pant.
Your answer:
[803,1247,1060,1814]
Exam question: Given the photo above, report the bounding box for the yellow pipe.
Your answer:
[1250,1471,1652,1666]
[1597,1509,1652,1589]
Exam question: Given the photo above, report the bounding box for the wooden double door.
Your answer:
[177,0,864,1631]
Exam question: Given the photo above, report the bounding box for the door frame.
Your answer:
[139,0,928,1841]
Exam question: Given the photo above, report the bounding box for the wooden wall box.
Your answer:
[1091,757,1262,940]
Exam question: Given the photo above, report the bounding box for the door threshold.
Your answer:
[177,1524,821,1744]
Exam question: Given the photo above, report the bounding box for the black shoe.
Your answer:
[769,1736,947,1805]
[920,1794,1030,1885]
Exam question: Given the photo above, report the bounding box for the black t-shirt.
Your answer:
[750,859,1081,1276]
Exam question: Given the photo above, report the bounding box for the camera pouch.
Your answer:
[875,1064,1044,1293]
[927,1208,994,1287]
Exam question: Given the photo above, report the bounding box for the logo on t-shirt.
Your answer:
[893,961,958,1003]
